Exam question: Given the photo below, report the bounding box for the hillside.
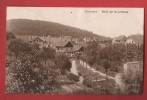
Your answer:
[7,19,110,40]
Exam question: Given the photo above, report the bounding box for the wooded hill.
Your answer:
[7,19,111,40]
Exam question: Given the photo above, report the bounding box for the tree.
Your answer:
[6,43,60,93]
[55,54,71,74]
[88,56,96,66]
[102,59,111,77]
[75,52,82,60]
[40,47,55,67]
[64,60,72,72]
[86,41,98,57]
[32,43,40,51]
[139,44,144,61]
[8,39,25,58]
[100,46,110,60]
[123,62,143,94]
[6,31,16,41]
[111,44,126,61]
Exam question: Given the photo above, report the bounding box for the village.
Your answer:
[16,33,143,58]
[5,7,144,94]
[6,32,144,94]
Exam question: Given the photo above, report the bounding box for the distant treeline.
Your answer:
[7,19,110,40]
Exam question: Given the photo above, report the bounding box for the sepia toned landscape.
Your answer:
[6,7,144,94]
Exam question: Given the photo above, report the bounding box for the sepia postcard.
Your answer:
[6,7,144,94]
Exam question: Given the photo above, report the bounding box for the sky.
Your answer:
[7,7,144,38]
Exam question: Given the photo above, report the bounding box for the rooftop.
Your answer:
[128,34,143,45]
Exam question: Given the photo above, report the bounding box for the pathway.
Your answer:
[70,60,78,76]
[79,60,115,80]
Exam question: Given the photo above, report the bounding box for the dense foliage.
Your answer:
[77,41,143,75]
[6,37,73,93]
[82,78,117,94]
[55,54,72,75]
[123,62,143,94]
[6,32,143,94]
[6,31,16,41]
[40,47,55,67]
[6,40,61,93]
[76,41,143,94]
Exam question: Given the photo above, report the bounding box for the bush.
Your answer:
[55,54,72,75]
[82,78,117,94]
[82,78,93,88]
[66,71,79,82]
[123,63,143,94]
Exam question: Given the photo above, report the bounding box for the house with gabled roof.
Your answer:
[53,41,74,57]
[18,35,86,57]
[125,34,143,46]
[73,45,84,53]
[52,38,85,57]
[70,41,77,46]
[29,36,50,48]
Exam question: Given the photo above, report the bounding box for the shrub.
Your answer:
[55,54,72,75]
[66,71,79,82]
[82,78,93,88]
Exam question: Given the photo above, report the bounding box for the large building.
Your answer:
[52,41,84,57]
[27,35,86,57]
